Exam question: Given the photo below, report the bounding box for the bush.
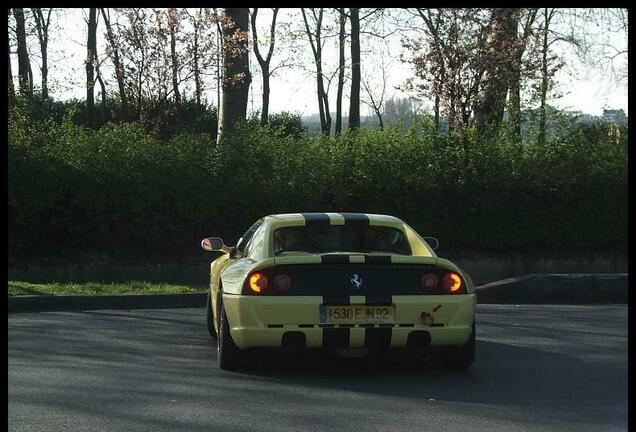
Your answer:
[268,111,307,139]
[8,102,628,265]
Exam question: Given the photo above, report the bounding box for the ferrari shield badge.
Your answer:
[351,273,363,290]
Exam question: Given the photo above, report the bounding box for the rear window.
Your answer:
[273,225,412,255]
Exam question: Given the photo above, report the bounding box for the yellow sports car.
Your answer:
[201,213,476,371]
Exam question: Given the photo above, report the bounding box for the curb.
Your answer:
[8,273,629,313]
[475,273,628,304]
[8,293,207,313]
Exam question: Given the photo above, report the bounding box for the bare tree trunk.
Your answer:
[95,43,108,125]
[13,8,32,98]
[538,8,551,146]
[214,10,222,113]
[348,8,360,130]
[193,9,201,105]
[509,62,522,143]
[31,8,52,99]
[509,12,523,145]
[168,9,181,107]
[217,8,252,144]
[250,8,279,125]
[261,68,270,123]
[315,60,332,135]
[97,73,107,124]
[335,8,346,135]
[101,8,128,119]
[8,10,15,104]
[301,8,331,136]
[86,8,97,128]
[434,94,439,132]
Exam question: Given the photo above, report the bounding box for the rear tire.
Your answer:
[206,292,217,339]
[217,304,242,371]
[443,320,475,370]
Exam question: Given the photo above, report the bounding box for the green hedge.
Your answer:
[8,102,628,265]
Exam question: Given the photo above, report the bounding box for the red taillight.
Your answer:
[420,273,439,291]
[442,272,462,293]
[273,273,292,292]
[248,272,269,294]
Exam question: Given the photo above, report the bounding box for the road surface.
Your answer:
[8,305,627,431]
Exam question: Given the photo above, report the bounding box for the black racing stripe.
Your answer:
[340,213,370,225]
[322,295,350,306]
[364,327,392,349]
[322,327,350,349]
[301,212,331,225]
[321,255,350,264]
[365,295,392,306]
[363,255,391,264]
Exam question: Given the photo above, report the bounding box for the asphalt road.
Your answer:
[8,305,627,432]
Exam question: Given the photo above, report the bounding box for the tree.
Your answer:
[167,8,182,107]
[184,8,217,106]
[94,37,109,124]
[8,9,15,103]
[217,8,251,143]
[384,96,423,129]
[30,8,53,99]
[183,8,223,108]
[348,8,360,130]
[537,8,557,146]
[190,9,203,104]
[101,8,128,118]
[335,8,347,135]
[361,48,388,130]
[301,8,331,136]
[13,8,33,98]
[250,8,279,125]
[117,8,161,121]
[407,8,490,133]
[86,8,97,127]
[508,8,539,145]
[473,8,520,135]
[213,8,223,111]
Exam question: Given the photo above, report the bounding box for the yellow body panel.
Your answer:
[223,292,476,349]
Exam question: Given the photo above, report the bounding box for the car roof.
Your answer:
[263,212,405,225]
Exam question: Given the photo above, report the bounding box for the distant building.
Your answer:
[602,109,627,126]
[579,113,594,124]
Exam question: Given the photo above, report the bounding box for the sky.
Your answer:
[9,8,628,118]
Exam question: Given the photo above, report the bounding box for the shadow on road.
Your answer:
[232,340,626,409]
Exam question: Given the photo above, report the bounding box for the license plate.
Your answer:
[320,305,395,324]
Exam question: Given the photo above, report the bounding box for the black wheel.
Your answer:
[443,320,476,370]
[206,292,217,339]
[217,303,243,371]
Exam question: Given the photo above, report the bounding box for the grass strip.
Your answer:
[8,280,206,296]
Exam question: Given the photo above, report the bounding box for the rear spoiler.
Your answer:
[271,254,438,266]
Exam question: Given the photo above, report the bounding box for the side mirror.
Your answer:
[423,237,439,251]
[201,237,233,254]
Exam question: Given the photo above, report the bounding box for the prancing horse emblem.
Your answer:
[351,274,363,289]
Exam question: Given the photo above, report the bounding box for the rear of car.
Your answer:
[217,213,476,370]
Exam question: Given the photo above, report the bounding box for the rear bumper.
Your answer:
[222,293,476,350]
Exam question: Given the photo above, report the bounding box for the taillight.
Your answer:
[420,273,439,291]
[442,272,462,293]
[273,273,292,292]
[248,272,269,294]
